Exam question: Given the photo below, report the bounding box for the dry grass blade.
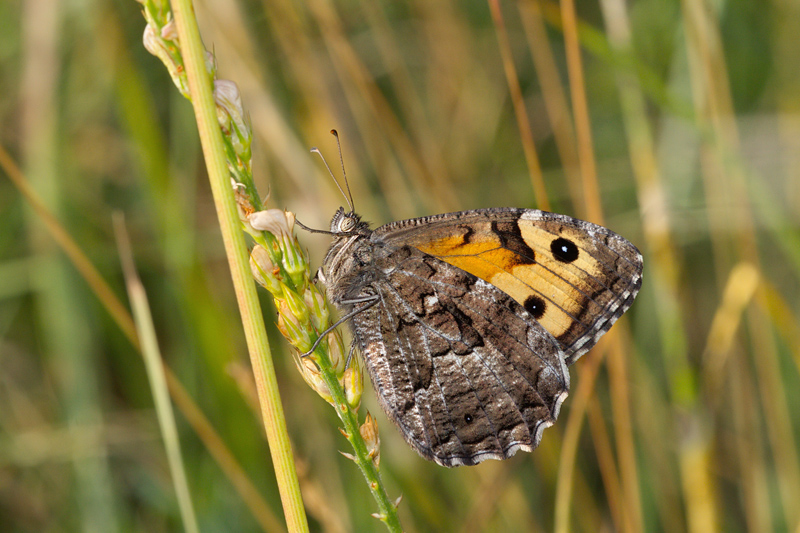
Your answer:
[113,213,200,533]
[487,0,549,210]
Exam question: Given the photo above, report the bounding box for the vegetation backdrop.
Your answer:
[2,0,799,531]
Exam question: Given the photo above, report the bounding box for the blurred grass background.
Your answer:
[2,0,800,531]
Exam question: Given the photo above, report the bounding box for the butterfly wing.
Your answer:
[374,208,643,365]
[352,244,569,467]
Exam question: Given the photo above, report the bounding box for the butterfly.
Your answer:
[316,205,643,467]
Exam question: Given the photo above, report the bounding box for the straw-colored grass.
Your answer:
[2,0,799,531]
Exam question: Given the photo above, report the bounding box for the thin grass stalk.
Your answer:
[604,332,642,533]
[549,14,647,529]
[537,0,690,121]
[358,0,450,195]
[163,0,309,529]
[597,0,687,334]
[701,263,759,404]
[558,0,603,223]
[633,357,685,533]
[756,282,800,530]
[553,345,603,533]
[748,286,800,528]
[772,0,800,220]
[518,1,583,217]
[307,0,457,215]
[679,432,718,533]
[251,0,354,200]
[555,1,644,529]
[758,281,800,374]
[729,355,772,532]
[487,0,549,211]
[586,393,631,533]
[114,215,200,533]
[567,460,605,532]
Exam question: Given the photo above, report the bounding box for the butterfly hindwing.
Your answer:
[351,243,569,467]
[374,208,643,364]
[319,206,642,466]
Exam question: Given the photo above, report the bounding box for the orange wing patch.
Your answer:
[413,226,524,280]
[412,221,607,341]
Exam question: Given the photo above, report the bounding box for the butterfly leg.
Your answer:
[345,340,357,370]
[299,294,380,358]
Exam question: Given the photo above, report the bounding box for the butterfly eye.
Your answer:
[340,217,356,232]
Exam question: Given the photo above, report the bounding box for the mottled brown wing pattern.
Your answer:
[375,208,643,365]
[351,244,569,467]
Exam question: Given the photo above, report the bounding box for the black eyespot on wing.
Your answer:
[550,237,579,263]
[464,414,474,424]
[524,295,546,319]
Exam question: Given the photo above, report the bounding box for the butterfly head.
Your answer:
[329,207,370,236]
[319,207,375,302]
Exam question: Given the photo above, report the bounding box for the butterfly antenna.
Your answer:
[310,145,354,212]
[330,129,355,213]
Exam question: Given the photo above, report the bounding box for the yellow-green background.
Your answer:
[2,0,799,531]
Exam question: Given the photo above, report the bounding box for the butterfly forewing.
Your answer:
[375,208,643,364]
[320,206,642,466]
[352,244,569,466]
